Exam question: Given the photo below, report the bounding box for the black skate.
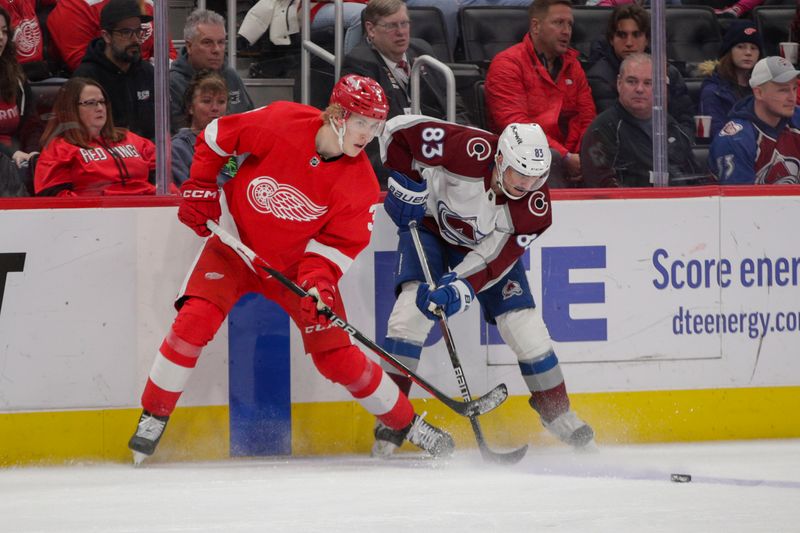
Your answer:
[404,413,455,458]
[128,410,169,465]
[371,420,407,458]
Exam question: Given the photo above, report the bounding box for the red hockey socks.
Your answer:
[141,298,225,416]
[311,345,414,430]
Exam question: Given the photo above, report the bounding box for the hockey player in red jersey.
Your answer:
[128,75,454,464]
[373,115,595,456]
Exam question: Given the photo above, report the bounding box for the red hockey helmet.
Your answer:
[329,74,389,121]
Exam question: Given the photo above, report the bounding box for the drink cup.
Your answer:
[779,42,799,65]
[694,115,712,139]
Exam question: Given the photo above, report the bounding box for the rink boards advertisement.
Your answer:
[0,191,798,464]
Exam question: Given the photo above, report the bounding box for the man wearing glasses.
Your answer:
[73,0,156,140]
[342,0,471,186]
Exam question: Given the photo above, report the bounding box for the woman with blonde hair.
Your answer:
[34,77,157,196]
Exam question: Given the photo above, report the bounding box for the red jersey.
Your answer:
[192,101,380,279]
[34,130,156,196]
[380,115,553,293]
[46,0,177,72]
[0,0,43,64]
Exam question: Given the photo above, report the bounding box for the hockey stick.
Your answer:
[408,221,528,464]
[206,220,507,418]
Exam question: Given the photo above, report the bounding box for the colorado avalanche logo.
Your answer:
[501,280,523,300]
[437,202,487,246]
[756,150,800,184]
[247,176,328,221]
[466,137,491,161]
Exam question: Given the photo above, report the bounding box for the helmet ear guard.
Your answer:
[495,123,552,199]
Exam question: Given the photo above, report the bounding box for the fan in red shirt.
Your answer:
[127,74,455,464]
[33,77,156,196]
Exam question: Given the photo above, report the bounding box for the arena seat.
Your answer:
[571,7,613,65]
[473,80,487,130]
[458,6,529,71]
[664,6,722,77]
[408,6,453,63]
[753,6,794,57]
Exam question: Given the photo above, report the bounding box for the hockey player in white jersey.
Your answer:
[373,115,595,456]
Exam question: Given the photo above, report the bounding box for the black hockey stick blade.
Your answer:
[206,221,507,418]
[409,221,528,464]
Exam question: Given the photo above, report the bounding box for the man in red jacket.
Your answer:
[485,0,595,185]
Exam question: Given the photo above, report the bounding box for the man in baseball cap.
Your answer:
[72,0,157,139]
[709,56,800,184]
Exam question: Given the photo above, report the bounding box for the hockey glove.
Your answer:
[178,179,221,237]
[299,278,337,327]
[384,170,428,228]
[415,272,475,320]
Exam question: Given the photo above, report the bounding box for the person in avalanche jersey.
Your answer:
[372,115,596,457]
[128,74,455,464]
[710,56,800,185]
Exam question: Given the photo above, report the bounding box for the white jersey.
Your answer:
[380,115,553,292]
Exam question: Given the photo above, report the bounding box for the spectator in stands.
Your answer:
[343,0,469,123]
[709,56,800,184]
[699,21,762,139]
[0,0,48,80]
[237,0,368,56]
[586,4,694,134]
[171,9,253,132]
[342,0,471,185]
[73,0,155,140]
[581,54,704,187]
[34,77,157,196]
[0,6,42,171]
[47,0,176,73]
[172,70,239,186]
[485,0,595,186]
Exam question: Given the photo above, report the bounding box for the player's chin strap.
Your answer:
[329,116,346,152]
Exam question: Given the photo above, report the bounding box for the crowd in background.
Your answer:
[1,0,799,198]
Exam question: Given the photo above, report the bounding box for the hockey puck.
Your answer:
[670,473,692,483]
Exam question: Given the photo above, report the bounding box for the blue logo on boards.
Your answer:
[374,245,608,345]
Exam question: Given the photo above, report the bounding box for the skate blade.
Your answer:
[575,440,599,454]
[132,451,149,466]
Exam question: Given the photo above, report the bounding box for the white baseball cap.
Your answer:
[749,56,800,88]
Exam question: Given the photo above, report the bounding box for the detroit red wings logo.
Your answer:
[247,176,328,221]
[13,20,41,59]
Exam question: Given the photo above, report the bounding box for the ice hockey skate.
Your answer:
[540,408,596,450]
[128,410,169,465]
[372,413,455,458]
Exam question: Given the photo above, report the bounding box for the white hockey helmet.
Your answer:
[494,123,551,199]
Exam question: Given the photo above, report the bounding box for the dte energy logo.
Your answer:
[0,253,25,315]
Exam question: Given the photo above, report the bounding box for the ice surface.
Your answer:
[2,439,798,533]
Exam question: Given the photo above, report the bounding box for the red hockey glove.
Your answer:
[178,179,220,237]
[299,278,337,327]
